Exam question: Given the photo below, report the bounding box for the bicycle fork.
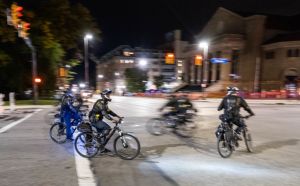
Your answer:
[117,129,128,148]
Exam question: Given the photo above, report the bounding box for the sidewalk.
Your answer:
[2,105,54,109]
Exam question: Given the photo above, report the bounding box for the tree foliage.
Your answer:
[0,0,101,96]
[154,75,164,88]
[124,68,147,92]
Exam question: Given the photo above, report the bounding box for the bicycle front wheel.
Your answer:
[217,134,232,158]
[243,130,253,152]
[146,118,165,136]
[114,133,140,160]
[74,132,99,158]
[49,123,67,144]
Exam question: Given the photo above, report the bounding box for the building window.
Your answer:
[265,51,275,59]
[287,49,300,57]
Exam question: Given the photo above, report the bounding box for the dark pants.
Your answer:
[60,109,80,139]
[93,120,111,136]
[232,117,246,134]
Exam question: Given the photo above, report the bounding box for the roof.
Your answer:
[222,7,300,31]
[264,32,300,44]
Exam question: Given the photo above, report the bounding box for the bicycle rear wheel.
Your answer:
[74,132,99,158]
[114,133,140,160]
[217,134,233,158]
[49,123,67,144]
[243,130,253,152]
[146,118,165,136]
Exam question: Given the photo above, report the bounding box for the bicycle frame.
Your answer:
[99,123,124,147]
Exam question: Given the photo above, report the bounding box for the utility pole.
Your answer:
[24,38,38,104]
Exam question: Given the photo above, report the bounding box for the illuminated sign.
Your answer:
[210,58,229,64]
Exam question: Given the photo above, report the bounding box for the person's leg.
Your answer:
[234,118,246,134]
[59,109,65,130]
[93,120,111,135]
[64,112,72,140]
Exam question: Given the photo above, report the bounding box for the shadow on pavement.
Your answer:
[253,138,300,154]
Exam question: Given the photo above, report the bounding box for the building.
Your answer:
[182,7,300,95]
[96,45,176,93]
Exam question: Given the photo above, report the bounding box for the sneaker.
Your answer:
[66,138,74,142]
[99,147,111,153]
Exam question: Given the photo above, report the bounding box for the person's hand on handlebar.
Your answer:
[244,114,254,119]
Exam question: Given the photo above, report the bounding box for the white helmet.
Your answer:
[227,86,239,95]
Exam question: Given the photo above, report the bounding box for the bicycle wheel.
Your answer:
[173,124,193,138]
[49,123,67,144]
[146,118,165,136]
[243,130,253,152]
[114,133,140,160]
[217,134,233,158]
[74,132,99,158]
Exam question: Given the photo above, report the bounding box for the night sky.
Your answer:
[70,0,300,86]
[73,0,300,55]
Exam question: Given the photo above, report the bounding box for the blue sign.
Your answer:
[210,58,229,64]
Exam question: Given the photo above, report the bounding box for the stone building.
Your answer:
[182,7,300,94]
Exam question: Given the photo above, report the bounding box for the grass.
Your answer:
[3,99,58,106]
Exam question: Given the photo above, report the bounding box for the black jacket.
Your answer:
[218,95,254,118]
[89,99,119,123]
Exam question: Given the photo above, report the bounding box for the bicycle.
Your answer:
[74,118,141,160]
[49,106,94,144]
[146,109,197,138]
[216,115,253,158]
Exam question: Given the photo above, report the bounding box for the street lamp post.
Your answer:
[84,34,93,87]
[199,41,209,86]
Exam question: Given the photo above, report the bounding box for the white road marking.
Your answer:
[0,109,42,134]
[73,145,97,186]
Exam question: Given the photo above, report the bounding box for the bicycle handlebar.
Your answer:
[241,115,253,119]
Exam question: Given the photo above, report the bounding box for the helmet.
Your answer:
[101,88,112,102]
[227,86,239,95]
[64,88,74,98]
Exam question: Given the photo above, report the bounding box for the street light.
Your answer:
[98,74,104,79]
[198,41,209,85]
[138,59,147,67]
[79,83,86,88]
[84,33,93,87]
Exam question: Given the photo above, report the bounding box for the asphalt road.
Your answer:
[0,97,299,186]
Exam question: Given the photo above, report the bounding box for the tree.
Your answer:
[154,75,164,89]
[124,68,147,92]
[0,0,101,96]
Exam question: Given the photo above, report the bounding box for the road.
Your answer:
[0,97,299,186]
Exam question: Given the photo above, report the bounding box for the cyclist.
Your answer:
[159,94,179,118]
[217,87,255,139]
[89,88,122,140]
[159,94,197,127]
[60,89,81,140]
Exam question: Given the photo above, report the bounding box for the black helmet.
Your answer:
[227,86,239,95]
[101,88,112,102]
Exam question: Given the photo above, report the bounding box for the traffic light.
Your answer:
[195,55,203,66]
[165,53,175,64]
[34,78,42,83]
[11,3,23,28]
[59,67,66,77]
[19,21,30,38]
